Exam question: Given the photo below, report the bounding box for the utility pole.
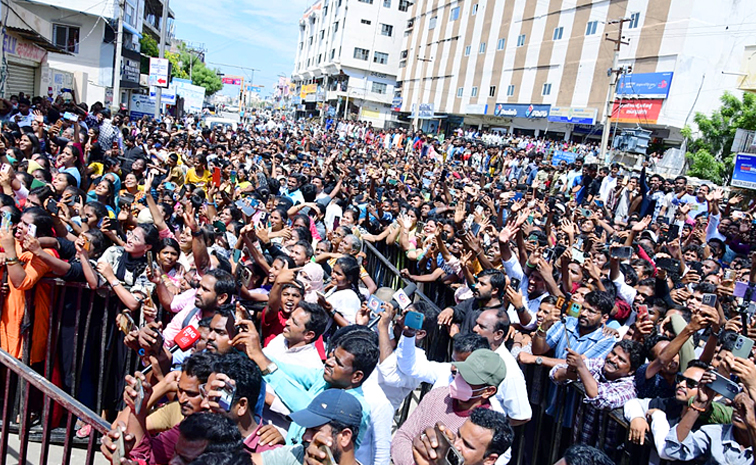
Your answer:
[599,18,631,163]
[413,56,432,133]
[111,0,125,112]
[154,0,169,120]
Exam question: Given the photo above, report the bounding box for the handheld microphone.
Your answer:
[141,326,201,375]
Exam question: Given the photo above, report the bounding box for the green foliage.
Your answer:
[139,35,159,74]
[685,149,726,184]
[165,51,189,80]
[692,91,756,159]
[137,37,222,96]
[191,65,223,95]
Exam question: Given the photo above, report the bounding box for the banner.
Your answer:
[551,150,578,166]
[148,57,170,88]
[392,97,402,112]
[732,153,756,190]
[616,72,673,99]
[149,85,176,105]
[611,99,664,124]
[464,104,488,115]
[412,103,434,119]
[548,107,598,125]
[300,83,317,99]
[493,103,550,118]
[130,94,156,119]
[222,77,242,85]
[174,81,206,113]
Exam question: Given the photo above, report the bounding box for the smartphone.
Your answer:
[63,111,78,122]
[611,246,633,260]
[212,166,221,187]
[732,335,755,359]
[319,444,337,465]
[45,199,59,216]
[81,235,91,252]
[230,170,237,183]
[568,302,581,318]
[0,211,10,231]
[708,371,741,401]
[146,251,155,272]
[637,304,649,321]
[232,249,242,262]
[555,296,567,312]
[217,383,236,412]
[593,199,604,208]
[26,223,36,238]
[581,208,592,218]
[572,249,585,264]
[134,377,145,416]
[542,248,554,263]
[434,425,464,465]
[112,433,126,465]
[701,293,717,308]
[404,311,425,331]
[474,205,485,216]
[667,224,680,240]
[367,294,384,313]
[0,164,10,174]
[470,222,482,237]
[656,257,679,272]
[510,278,521,291]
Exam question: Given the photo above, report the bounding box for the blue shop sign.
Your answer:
[493,103,550,119]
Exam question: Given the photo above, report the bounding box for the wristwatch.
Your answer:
[261,362,278,376]
[535,357,543,366]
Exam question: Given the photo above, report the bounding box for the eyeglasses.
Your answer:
[675,374,699,389]
[126,231,144,244]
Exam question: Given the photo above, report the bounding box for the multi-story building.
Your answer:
[398,0,753,143]
[292,0,412,128]
[2,0,173,106]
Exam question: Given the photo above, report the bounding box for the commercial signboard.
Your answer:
[300,83,317,99]
[412,103,435,119]
[732,153,756,189]
[173,81,206,113]
[611,99,664,124]
[391,96,402,112]
[148,57,170,88]
[551,150,578,166]
[130,94,156,119]
[465,103,489,115]
[493,103,550,119]
[548,107,598,125]
[221,77,242,85]
[616,72,674,99]
[150,85,176,105]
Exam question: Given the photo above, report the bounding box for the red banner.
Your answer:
[611,99,663,124]
[222,77,242,85]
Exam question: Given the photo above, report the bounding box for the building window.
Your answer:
[354,47,370,60]
[334,22,339,33]
[471,3,478,15]
[374,51,389,64]
[464,45,471,56]
[383,0,391,7]
[542,83,552,95]
[507,85,515,96]
[381,24,393,36]
[628,12,640,29]
[399,0,410,12]
[309,36,313,45]
[299,42,303,50]
[585,21,598,35]
[457,87,463,98]
[479,42,486,53]
[497,38,505,50]
[361,19,372,25]
[553,26,563,40]
[320,30,325,40]
[307,58,311,67]
[372,82,388,94]
[429,16,437,30]
[489,86,496,97]
[358,0,373,3]
[399,60,406,68]
[53,24,80,53]
[330,49,336,59]
[124,4,135,26]
[400,50,408,59]
[471,86,478,97]
[517,34,526,47]
[450,7,460,21]
[318,54,322,64]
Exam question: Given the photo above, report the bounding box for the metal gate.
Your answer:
[6,62,36,97]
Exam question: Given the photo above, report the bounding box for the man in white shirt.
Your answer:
[599,163,621,203]
[262,301,328,367]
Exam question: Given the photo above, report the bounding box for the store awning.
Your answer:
[6,26,70,54]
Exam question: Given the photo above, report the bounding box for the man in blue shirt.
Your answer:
[233,323,378,462]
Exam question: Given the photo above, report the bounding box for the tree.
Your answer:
[139,36,159,74]
[191,65,223,95]
[685,149,726,184]
[692,91,756,159]
[138,36,223,96]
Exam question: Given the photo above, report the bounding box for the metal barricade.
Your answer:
[0,278,125,465]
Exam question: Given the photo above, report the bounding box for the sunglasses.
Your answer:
[675,374,699,389]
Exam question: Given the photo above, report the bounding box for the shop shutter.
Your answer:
[6,62,36,97]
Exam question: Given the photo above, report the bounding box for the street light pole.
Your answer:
[154,0,170,120]
[413,56,432,132]
[111,0,125,112]
[599,18,631,163]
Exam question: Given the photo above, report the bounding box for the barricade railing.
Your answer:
[0,278,126,465]
[362,240,662,464]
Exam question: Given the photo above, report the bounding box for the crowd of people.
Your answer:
[0,89,753,465]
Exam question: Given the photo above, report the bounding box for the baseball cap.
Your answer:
[289,389,362,429]
[454,349,507,387]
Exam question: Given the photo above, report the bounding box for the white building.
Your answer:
[292,0,412,128]
[4,0,173,107]
[399,0,755,143]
